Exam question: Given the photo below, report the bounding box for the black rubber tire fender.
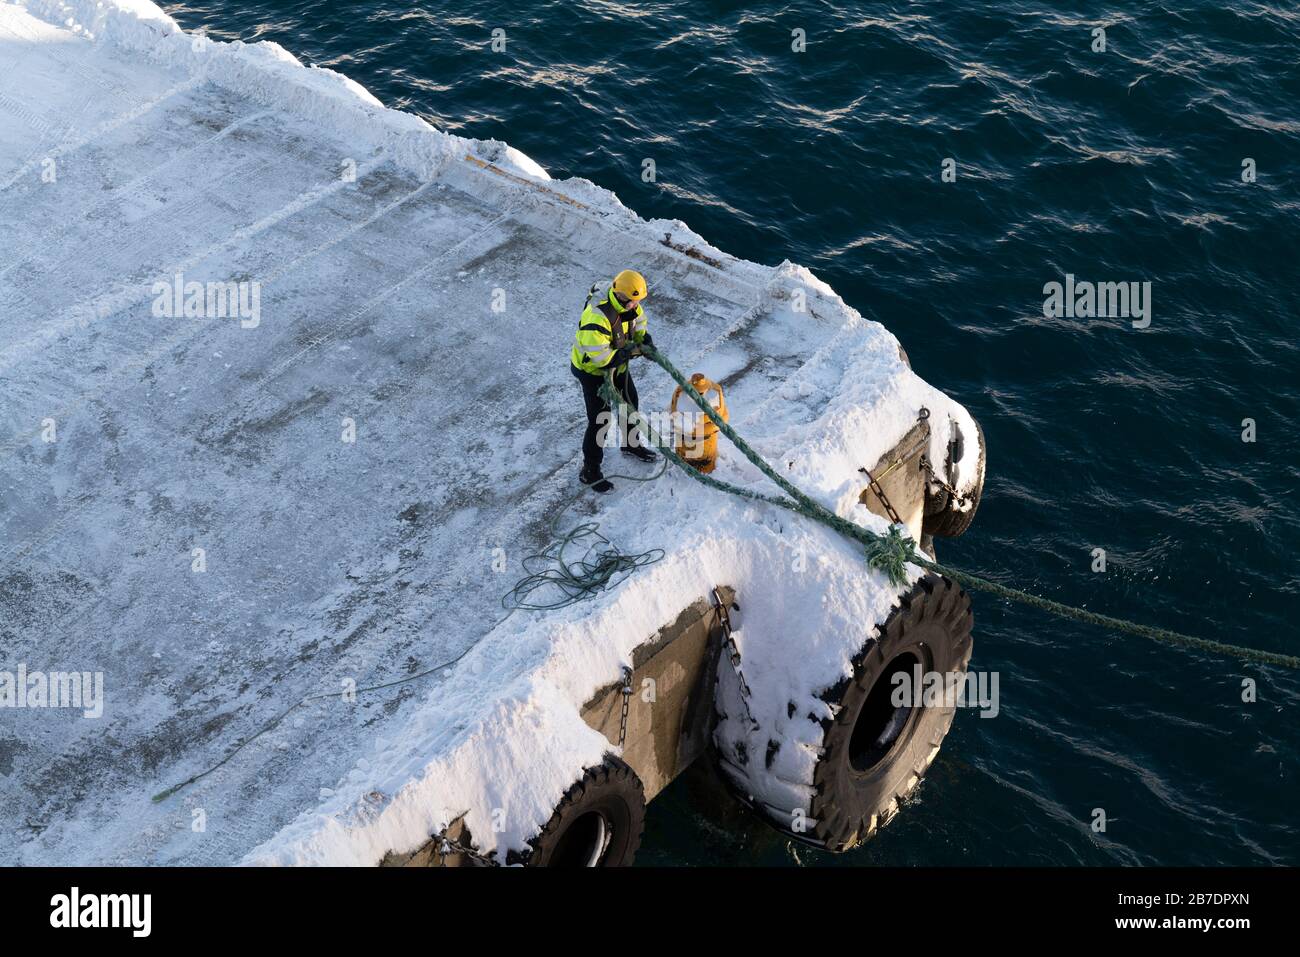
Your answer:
[522,755,645,867]
[923,417,985,539]
[809,573,973,852]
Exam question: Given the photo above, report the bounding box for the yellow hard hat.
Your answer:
[612,269,647,303]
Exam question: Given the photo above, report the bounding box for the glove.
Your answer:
[640,332,655,350]
[610,345,637,366]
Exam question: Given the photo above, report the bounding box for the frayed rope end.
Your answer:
[865,524,916,587]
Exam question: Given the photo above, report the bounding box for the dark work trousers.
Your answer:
[571,362,640,473]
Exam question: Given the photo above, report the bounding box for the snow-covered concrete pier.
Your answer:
[0,0,982,865]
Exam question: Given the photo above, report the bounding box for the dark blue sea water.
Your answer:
[162,1,1299,865]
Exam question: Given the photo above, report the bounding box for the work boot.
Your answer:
[579,465,614,493]
[621,444,656,464]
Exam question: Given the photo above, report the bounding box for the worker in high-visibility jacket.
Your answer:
[570,269,655,492]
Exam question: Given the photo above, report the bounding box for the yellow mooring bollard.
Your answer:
[670,373,728,474]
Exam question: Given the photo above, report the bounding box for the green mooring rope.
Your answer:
[151,344,1296,804]
[612,344,1300,672]
[502,457,669,611]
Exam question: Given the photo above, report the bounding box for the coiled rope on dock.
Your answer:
[616,343,1300,671]
[502,458,669,611]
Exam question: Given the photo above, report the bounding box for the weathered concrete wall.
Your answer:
[579,586,733,801]
[857,418,930,544]
[381,815,476,867]
[383,593,730,867]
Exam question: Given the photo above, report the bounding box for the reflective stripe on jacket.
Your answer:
[570,285,646,375]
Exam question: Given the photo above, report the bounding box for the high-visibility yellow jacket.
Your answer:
[570,284,647,376]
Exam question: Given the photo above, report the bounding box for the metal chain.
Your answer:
[618,666,633,749]
[712,587,731,635]
[436,832,498,867]
[858,407,934,528]
[913,404,969,508]
[920,454,969,508]
[712,588,757,728]
[858,465,903,525]
[713,588,745,692]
